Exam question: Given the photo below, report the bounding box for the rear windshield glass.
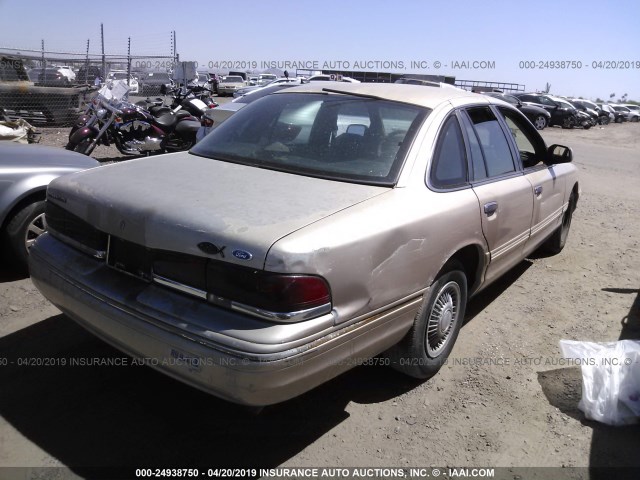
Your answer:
[191,92,429,186]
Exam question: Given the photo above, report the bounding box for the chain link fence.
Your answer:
[0,42,177,127]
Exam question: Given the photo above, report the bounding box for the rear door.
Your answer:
[460,106,534,285]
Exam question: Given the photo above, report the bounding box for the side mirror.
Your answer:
[546,144,573,164]
[160,84,167,95]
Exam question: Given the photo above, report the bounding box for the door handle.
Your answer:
[534,185,543,196]
[484,201,498,216]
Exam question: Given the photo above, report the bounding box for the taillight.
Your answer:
[206,261,331,314]
[256,274,331,311]
[150,253,332,320]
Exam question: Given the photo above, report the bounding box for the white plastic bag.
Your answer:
[559,339,640,425]
[0,118,36,143]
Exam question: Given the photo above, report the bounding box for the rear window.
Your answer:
[191,92,428,186]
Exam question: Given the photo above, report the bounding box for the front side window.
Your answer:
[497,107,546,168]
[466,107,515,178]
[191,93,429,186]
[535,96,555,106]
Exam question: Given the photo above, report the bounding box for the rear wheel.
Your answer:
[388,262,467,379]
[533,115,547,130]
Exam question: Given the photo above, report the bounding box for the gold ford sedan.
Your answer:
[29,83,579,406]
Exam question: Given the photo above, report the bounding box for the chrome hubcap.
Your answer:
[426,281,461,357]
[25,212,47,251]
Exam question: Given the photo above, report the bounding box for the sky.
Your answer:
[1,0,639,101]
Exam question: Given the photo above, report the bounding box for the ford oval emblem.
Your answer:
[232,249,253,260]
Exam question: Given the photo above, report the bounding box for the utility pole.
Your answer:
[41,39,45,69]
[127,37,132,88]
[85,39,90,76]
[101,23,106,78]
[173,30,178,64]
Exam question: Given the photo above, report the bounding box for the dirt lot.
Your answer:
[1,117,639,479]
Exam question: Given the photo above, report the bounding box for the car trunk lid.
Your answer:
[47,152,387,269]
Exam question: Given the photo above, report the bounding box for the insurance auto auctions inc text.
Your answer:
[205,60,496,71]
[259,467,495,478]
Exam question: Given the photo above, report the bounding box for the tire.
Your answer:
[561,116,574,129]
[388,262,468,379]
[533,115,547,130]
[542,192,576,255]
[73,137,95,156]
[3,200,47,271]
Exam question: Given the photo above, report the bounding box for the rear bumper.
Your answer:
[29,234,419,406]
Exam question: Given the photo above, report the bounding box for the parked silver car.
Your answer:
[217,75,246,96]
[0,143,99,270]
[29,83,579,405]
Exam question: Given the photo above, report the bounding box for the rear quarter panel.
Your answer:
[266,186,485,324]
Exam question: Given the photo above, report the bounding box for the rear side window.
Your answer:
[430,116,467,188]
[459,112,487,181]
[466,107,515,178]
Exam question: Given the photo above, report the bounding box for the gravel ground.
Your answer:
[1,119,639,479]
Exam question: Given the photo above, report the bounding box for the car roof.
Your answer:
[274,82,479,109]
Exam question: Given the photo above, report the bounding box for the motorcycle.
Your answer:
[136,84,218,119]
[66,82,200,156]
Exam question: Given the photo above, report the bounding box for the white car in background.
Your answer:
[620,104,640,121]
[107,71,139,94]
[611,104,638,122]
[57,66,76,82]
[257,73,277,86]
[217,75,246,96]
